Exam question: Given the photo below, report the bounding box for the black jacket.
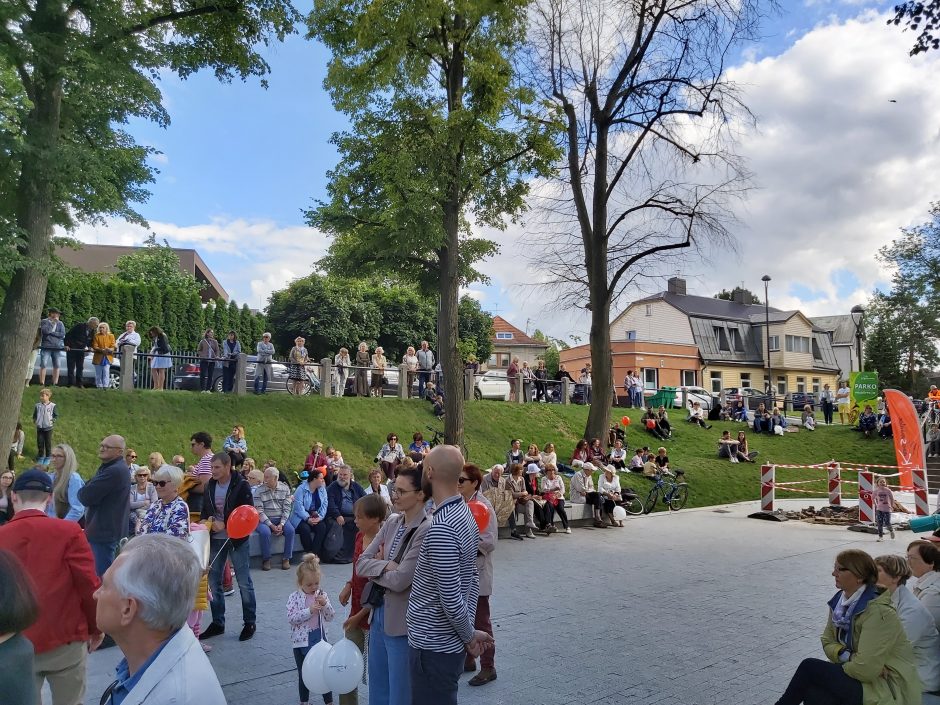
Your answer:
[64,322,94,350]
[325,480,365,520]
[77,457,131,543]
[200,471,254,547]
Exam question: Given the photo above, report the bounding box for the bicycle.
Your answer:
[286,364,319,396]
[642,468,689,514]
[426,426,445,448]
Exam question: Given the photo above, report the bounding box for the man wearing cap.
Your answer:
[78,435,131,576]
[0,468,103,703]
[38,307,66,386]
[570,462,606,528]
[63,316,99,388]
[254,332,275,394]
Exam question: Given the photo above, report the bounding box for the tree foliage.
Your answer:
[306,0,558,446]
[890,0,940,55]
[714,288,761,304]
[114,234,203,296]
[0,0,299,466]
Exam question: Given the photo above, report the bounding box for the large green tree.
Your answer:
[114,235,203,296]
[306,0,558,447]
[0,0,298,454]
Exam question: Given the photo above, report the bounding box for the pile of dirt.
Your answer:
[782,505,861,525]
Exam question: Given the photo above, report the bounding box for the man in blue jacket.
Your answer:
[77,435,130,577]
[199,452,257,642]
[325,465,365,564]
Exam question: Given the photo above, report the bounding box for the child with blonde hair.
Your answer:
[873,476,896,542]
[287,553,335,705]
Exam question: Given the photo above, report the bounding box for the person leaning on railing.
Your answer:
[254,333,275,395]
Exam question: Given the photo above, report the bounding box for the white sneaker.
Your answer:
[564,528,571,534]
[525,529,536,538]
[877,537,883,542]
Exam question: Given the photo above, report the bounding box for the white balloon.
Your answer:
[323,637,365,695]
[302,640,333,695]
[612,506,627,522]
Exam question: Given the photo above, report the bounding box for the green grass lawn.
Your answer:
[15,389,899,510]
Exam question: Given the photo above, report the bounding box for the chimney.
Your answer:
[667,277,687,296]
[732,287,751,305]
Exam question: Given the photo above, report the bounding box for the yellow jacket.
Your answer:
[92,333,115,365]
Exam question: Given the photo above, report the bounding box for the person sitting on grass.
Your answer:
[628,448,645,472]
[717,430,746,463]
[654,447,669,470]
[877,409,893,440]
[737,431,758,463]
[802,405,817,431]
[732,400,749,423]
[608,439,627,469]
[570,439,590,467]
[588,438,607,466]
[687,401,712,429]
[432,394,445,418]
[524,443,542,468]
[769,407,787,434]
[643,407,667,440]
[858,405,877,438]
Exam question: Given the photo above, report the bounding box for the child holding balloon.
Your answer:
[287,554,336,705]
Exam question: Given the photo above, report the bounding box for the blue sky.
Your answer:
[76,0,940,340]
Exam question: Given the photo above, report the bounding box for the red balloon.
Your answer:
[467,499,490,533]
[226,505,260,539]
[621,416,631,426]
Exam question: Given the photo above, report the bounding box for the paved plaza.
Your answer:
[77,499,913,705]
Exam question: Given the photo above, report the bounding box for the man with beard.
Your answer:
[324,466,365,563]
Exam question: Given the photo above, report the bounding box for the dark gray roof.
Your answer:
[810,315,858,346]
[747,311,800,325]
[634,291,781,321]
[689,317,764,365]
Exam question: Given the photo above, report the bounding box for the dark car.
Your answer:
[172,356,320,394]
[790,392,817,411]
[31,350,125,388]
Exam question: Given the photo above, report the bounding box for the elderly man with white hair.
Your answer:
[96,534,225,704]
[253,466,295,570]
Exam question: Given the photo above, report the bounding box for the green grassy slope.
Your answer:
[16,389,898,509]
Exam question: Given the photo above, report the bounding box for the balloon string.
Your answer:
[206,539,230,570]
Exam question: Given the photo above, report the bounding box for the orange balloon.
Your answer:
[226,505,260,539]
[622,416,631,426]
[467,499,490,533]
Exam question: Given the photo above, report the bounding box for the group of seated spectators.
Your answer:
[776,542,940,705]
[857,403,893,439]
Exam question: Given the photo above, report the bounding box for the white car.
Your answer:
[673,386,716,410]
[474,370,511,401]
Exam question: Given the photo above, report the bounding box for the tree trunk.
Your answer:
[439,215,464,451]
[0,82,62,457]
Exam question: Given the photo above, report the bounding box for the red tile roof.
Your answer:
[490,316,547,348]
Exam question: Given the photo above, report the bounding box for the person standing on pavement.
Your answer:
[95,533,226,704]
[63,316,98,388]
[78,435,131,577]
[457,463,498,686]
[0,468,103,704]
[38,308,66,387]
[199,452,257,642]
[416,341,435,401]
[406,445,492,704]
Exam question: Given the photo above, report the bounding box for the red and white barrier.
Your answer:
[761,465,775,512]
[828,462,841,507]
[914,468,930,516]
[857,470,874,524]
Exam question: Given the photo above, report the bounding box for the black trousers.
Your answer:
[199,360,213,391]
[296,519,327,556]
[66,350,85,386]
[776,658,862,705]
[822,400,834,425]
[543,499,569,529]
[36,428,53,459]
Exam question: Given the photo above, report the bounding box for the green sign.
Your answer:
[850,371,879,411]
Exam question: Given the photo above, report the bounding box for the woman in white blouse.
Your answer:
[875,554,940,693]
[333,347,352,396]
[364,468,393,507]
[402,346,419,398]
[539,465,569,534]
[597,465,624,527]
[908,540,940,630]
[540,442,557,469]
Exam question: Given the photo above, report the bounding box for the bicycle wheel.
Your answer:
[643,487,659,515]
[668,483,689,511]
[623,494,644,515]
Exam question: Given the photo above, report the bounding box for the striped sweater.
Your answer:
[406,495,480,653]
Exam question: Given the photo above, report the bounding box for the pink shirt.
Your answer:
[873,486,894,513]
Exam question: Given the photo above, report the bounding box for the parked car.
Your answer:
[672,386,716,410]
[172,356,320,394]
[474,370,511,401]
[343,367,415,397]
[31,351,125,388]
[790,392,817,411]
[721,386,765,401]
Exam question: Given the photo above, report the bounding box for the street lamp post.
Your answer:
[851,304,865,372]
[762,275,772,399]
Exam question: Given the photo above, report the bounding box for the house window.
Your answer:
[777,375,787,395]
[763,375,770,392]
[812,377,820,394]
[713,326,730,352]
[729,328,745,352]
[643,368,658,390]
[645,304,652,317]
[768,335,780,351]
[500,355,509,368]
[710,371,722,394]
[812,338,823,361]
[626,330,637,341]
[785,335,810,353]
[796,376,805,393]
[488,354,496,366]
[681,370,696,386]
[496,332,513,340]
[740,373,751,389]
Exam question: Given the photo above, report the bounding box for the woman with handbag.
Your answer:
[540,464,570,533]
[356,465,429,705]
[221,331,241,393]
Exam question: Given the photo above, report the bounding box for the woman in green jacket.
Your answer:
[775,549,921,705]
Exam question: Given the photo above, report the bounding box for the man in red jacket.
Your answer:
[0,468,103,704]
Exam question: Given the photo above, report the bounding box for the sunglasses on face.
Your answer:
[153,480,171,488]
[128,455,137,460]
[135,473,149,478]
[457,477,473,484]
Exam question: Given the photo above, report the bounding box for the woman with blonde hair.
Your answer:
[334,346,352,396]
[91,322,115,388]
[47,443,84,521]
[287,336,309,396]
[147,452,166,473]
[355,342,370,397]
[402,346,418,398]
[371,346,387,397]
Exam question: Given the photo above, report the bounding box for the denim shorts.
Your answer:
[39,349,63,369]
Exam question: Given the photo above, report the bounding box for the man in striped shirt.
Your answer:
[406,444,493,704]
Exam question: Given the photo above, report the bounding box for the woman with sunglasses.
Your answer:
[129,465,158,535]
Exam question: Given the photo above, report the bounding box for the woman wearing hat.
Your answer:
[597,465,624,527]
[506,464,537,538]
[570,462,606,528]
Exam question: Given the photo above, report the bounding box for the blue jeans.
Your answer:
[417,371,431,399]
[89,540,118,577]
[408,647,464,705]
[253,363,271,393]
[368,605,411,705]
[208,538,256,628]
[292,628,332,704]
[94,361,110,388]
[255,518,295,560]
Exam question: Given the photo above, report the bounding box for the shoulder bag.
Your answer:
[361,517,425,608]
